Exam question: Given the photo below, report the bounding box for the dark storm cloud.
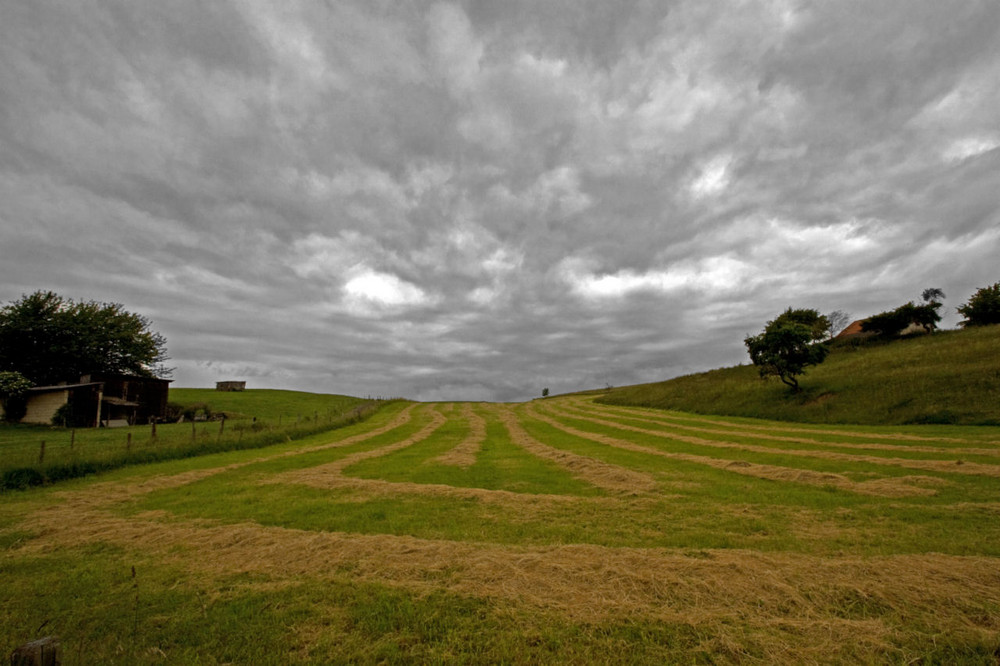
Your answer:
[1,0,998,401]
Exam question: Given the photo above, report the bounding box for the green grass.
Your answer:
[598,325,1000,425]
[0,389,386,490]
[3,395,1000,663]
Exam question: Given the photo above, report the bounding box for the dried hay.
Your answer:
[493,404,657,494]
[542,402,1000,479]
[434,403,487,467]
[20,497,1000,634]
[570,400,1000,456]
[567,396,994,445]
[529,405,946,497]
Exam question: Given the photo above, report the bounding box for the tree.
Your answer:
[0,370,32,422]
[0,291,170,386]
[921,287,945,304]
[957,282,1000,327]
[542,388,550,397]
[826,310,851,339]
[862,300,941,337]
[744,308,830,392]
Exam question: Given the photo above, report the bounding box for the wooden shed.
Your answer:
[22,374,171,427]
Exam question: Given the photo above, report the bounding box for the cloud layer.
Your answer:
[2,1,998,400]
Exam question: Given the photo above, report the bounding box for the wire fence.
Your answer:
[1,401,393,491]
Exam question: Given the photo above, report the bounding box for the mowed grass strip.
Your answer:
[8,504,1000,664]
[538,400,1000,482]
[343,404,605,497]
[573,398,1000,456]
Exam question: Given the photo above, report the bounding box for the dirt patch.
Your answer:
[435,403,487,467]
[493,404,657,494]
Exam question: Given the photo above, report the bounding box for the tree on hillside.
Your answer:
[862,299,942,337]
[0,291,171,386]
[826,310,851,339]
[921,287,945,305]
[957,282,1000,327]
[744,308,830,392]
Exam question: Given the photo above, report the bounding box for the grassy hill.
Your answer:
[597,325,1000,425]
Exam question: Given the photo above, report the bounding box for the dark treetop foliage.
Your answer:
[957,282,1000,327]
[861,300,941,337]
[0,291,170,386]
[744,308,830,392]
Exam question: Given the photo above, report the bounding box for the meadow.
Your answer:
[2,395,999,663]
[598,324,1000,425]
[0,390,378,490]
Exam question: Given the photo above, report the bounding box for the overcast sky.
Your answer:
[1,1,998,402]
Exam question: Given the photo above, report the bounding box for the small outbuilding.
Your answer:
[22,374,171,427]
[216,381,246,392]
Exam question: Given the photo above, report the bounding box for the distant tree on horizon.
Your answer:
[957,282,1000,327]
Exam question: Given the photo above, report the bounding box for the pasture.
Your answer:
[3,396,1000,663]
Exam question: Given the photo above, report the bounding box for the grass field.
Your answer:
[3,396,999,663]
[0,390,377,489]
[598,325,1000,425]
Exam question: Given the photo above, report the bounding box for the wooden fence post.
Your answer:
[191,421,196,442]
[10,636,60,666]
[38,441,45,464]
[70,429,75,451]
[151,419,157,439]
[126,432,132,453]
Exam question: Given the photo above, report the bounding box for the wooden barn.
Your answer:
[22,374,171,427]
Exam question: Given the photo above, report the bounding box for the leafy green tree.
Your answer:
[957,282,1000,327]
[0,370,33,422]
[744,308,830,392]
[862,300,941,337]
[0,291,170,386]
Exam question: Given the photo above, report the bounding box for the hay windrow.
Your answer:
[569,396,994,445]
[569,400,1000,457]
[18,499,1000,629]
[542,402,1000,478]
[493,404,657,494]
[279,404,447,480]
[528,405,946,497]
[434,403,487,467]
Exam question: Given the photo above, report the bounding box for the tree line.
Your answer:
[0,291,170,422]
[745,281,1000,392]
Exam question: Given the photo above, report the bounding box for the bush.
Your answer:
[181,402,213,422]
[957,282,1000,327]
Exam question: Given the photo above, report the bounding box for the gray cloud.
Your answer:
[2,0,998,401]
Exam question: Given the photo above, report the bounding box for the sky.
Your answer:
[1,1,999,402]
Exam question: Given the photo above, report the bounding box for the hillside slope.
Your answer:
[597,325,1000,425]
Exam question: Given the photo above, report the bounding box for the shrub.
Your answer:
[957,282,1000,327]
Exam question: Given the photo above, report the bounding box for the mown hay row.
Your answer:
[274,405,448,486]
[434,403,487,467]
[527,405,945,497]
[20,497,1000,648]
[542,401,1000,479]
[492,405,657,494]
[570,395,993,444]
[572,400,1000,457]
